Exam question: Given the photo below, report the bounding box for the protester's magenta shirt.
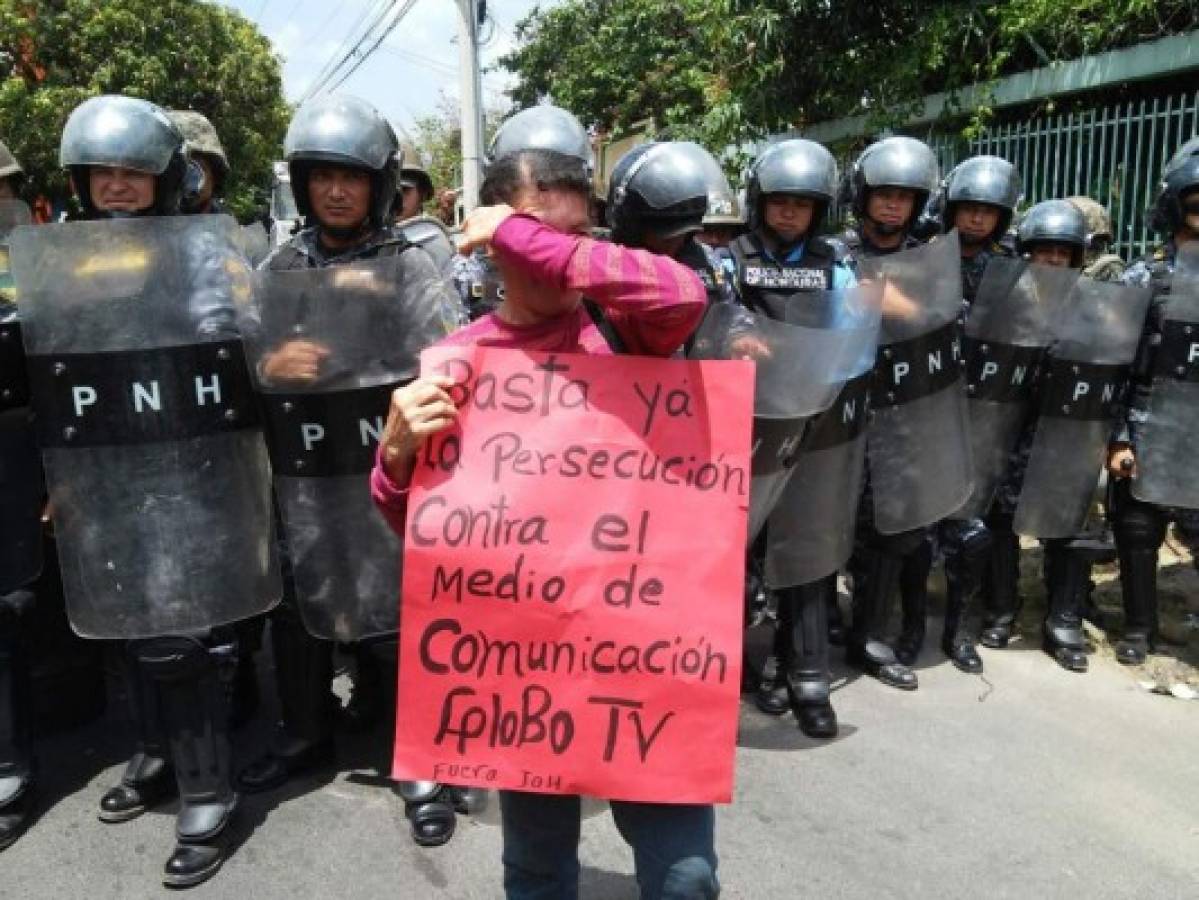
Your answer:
[370,212,707,533]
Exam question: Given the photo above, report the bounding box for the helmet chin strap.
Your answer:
[763,224,805,257]
[958,228,989,248]
[319,217,373,242]
[865,215,904,237]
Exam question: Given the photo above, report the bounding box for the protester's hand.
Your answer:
[1107,444,1136,480]
[380,375,459,485]
[261,340,330,384]
[458,204,516,256]
[728,333,772,361]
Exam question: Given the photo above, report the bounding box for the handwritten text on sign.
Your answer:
[393,347,753,803]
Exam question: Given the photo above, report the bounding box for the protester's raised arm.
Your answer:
[491,213,707,355]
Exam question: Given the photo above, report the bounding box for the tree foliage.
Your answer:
[408,92,506,211]
[502,0,1199,159]
[0,0,290,220]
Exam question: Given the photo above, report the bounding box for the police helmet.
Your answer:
[1016,199,1087,267]
[940,155,1022,239]
[745,139,838,232]
[60,95,187,217]
[284,94,400,229]
[607,141,722,246]
[1148,137,1199,236]
[844,136,939,228]
[488,105,593,177]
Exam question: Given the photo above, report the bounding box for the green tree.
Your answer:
[0,0,290,220]
[502,0,1199,158]
[408,92,506,208]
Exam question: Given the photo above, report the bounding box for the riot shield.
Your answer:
[11,214,281,637]
[1015,276,1152,537]
[859,232,973,533]
[243,255,453,641]
[1131,243,1199,508]
[957,260,1078,517]
[241,222,270,268]
[1,199,42,594]
[764,284,883,587]
[689,286,881,541]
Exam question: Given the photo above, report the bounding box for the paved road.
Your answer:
[5,625,1198,899]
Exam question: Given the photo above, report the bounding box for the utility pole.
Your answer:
[454,0,485,213]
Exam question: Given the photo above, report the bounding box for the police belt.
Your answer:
[873,322,961,407]
[1152,319,1199,383]
[798,372,872,452]
[259,380,403,478]
[1036,358,1127,421]
[26,340,258,447]
[963,338,1044,404]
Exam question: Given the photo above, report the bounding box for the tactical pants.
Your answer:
[1110,479,1199,646]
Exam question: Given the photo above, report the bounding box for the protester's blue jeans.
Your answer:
[500,790,719,899]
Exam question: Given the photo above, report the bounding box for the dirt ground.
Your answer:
[1005,529,1199,697]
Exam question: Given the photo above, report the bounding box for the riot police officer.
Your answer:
[388,142,460,311]
[1067,196,1126,281]
[1,138,38,852]
[981,199,1092,671]
[1107,138,1199,665]
[169,110,229,216]
[728,138,855,734]
[44,95,263,887]
[452,104,594,319]
[935,155,1022,673]
[607,141,737,307]
[237,94,468,847]
[841,137,939,677]
[395,141,435,223]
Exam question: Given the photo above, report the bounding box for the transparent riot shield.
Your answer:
[1,199,42,594]
[689,286,881,541]
[1015,277,1152,537]
[957,260,1078,518]
[763,284,882,587]
[11,214,281,637]
[859,232,973,533]
[241,222,270,268]
[243,254,453,641]
[1132,244,1199,508]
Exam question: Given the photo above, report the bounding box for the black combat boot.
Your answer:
[397,781,458,847]
[895,539,931,666]
[1115,546,1159,666]
[980,527,1021,649]
[138,637,239,888]
[783,581,838,738]
[754,596,792,715]
[0,593,35,851]
[236,607,335,793]
[1042,546,1089,672]
[99,645,176,823]
[846,551,917,690]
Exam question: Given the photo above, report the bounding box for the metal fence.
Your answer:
[920,89,1199,260]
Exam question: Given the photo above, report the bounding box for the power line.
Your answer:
[324,0,420,95]
[298,0,397,102]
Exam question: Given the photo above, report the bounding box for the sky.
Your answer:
[214,0,554,139]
